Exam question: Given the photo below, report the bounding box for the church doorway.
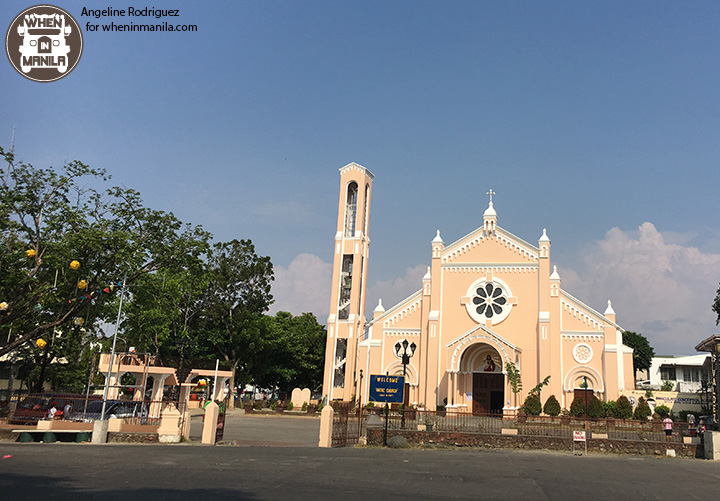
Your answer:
[472,372,504,414]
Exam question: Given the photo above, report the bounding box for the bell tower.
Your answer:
[322,162,374,402]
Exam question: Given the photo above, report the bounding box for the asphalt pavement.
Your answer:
[2,411,720,500]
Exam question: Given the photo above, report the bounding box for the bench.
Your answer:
[12,429,92,443]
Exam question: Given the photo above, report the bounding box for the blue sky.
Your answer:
[3,1,720,355]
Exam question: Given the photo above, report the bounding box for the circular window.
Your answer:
[573,343,593,364]
[465,278,512,325]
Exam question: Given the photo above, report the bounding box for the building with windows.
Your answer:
[646,354,712,393]
[322,164,636,411]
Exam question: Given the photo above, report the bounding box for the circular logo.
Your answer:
[5,5,83,82]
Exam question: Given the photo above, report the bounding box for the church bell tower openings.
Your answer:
[323,163,374,402]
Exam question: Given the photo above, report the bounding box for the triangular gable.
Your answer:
[442,225,539,265]
[446,323,521,372]
[559,290,614,333]
[370,290,423,329]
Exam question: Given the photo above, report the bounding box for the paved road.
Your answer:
[2,442,720,500]
[3,412,720,500]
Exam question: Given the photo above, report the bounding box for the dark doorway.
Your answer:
[473,373,504,414]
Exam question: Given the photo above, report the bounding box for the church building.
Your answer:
[322,163,635,412]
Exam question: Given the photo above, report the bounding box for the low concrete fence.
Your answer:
[366,428,702,458]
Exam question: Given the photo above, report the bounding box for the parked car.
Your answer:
[73,400,146,422]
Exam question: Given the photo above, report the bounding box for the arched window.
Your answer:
[344,182,358,237]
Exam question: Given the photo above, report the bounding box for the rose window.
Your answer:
[472,283,507,319]
[465,279,513,325]
[573,343,593,364]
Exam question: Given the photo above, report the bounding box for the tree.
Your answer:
[622,331,655,376]
[633,396,652,420]
[505,361,522,408]
[543,395,561,416]
[713,283,720,325]
[614,395,633,419]
[522,394,542,415]
[0,146,210,390]
[199,239,274,403]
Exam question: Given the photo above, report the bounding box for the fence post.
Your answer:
[318,405,334,448]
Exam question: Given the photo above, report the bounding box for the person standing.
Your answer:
[663,415,674,442]
[63,402,72,420]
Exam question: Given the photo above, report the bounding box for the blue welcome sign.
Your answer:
[368,374,405,403]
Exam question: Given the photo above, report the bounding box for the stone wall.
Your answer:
[107,432,159,443]
[366,429,702,458]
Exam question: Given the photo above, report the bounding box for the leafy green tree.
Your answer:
[199,239,274,401]
[654,404,670,418]
[543,395,561,416]
[587,395,605,418]
[614,395,633,419]
[0,147,210,360]
[505,361,522,407]
[622,331,655,376]
[522,393,542,415]
[569,398,586,417]
[633,396,652,420]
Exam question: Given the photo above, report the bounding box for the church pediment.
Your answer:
[442,226,539,265]
[446,323,521,372]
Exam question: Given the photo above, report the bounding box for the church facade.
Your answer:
[322,163,635,412]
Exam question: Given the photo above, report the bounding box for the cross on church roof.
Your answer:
[486,189,496,203]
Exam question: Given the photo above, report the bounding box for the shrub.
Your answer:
[523,394,542,415]
[286,402,294,411]
[633,397,652,421]
[365,402,375,410]
[613,396,633,419]
[587,396,605,418]
[603,400,616,418]
[543,395,561,416]
[317,402,324,412]
[654,404,670,418]
[569,398,586,417]
[661,380,676,392]
[301,402,308,412]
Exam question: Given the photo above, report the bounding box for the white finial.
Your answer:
[550,265,560,280]
[423,266,431,280]
[604,300,616,316]
[374,298,385,313]
[486,189,495,203]
[432,229,444,244]
[539,228,550,243]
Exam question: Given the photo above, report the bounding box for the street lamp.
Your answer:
[394,339,416,428]
[357,369,364,417]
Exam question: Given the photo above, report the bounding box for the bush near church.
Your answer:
[522,394,542,415]
[543,395,561,417]
[633,396,652,421]
[613,396,633,419]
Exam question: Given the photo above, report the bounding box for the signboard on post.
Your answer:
[573,430,587,455]
[368,375,405,404]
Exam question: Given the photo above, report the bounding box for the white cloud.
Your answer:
[274,223,720,357]
[366,264,427,314]
[269,253,332,319]
[560,222,720,355]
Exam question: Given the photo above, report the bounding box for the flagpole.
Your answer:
[100,273,127,420]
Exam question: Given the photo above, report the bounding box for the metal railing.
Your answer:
[365,409,687,443]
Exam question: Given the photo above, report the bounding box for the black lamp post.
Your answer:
[394,339,416,428]
[358,369,363,417]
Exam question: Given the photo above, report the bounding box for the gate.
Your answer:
[331,402,361,447]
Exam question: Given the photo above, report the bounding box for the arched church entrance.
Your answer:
[459,343,504,415]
